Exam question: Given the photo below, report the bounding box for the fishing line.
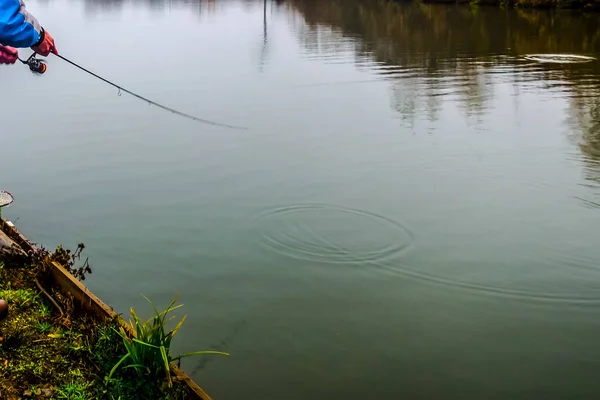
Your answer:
[51,54,247,130]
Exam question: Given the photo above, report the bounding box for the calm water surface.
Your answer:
[2,0,600,398]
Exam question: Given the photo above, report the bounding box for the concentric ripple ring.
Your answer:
[252,204,600,303]
[253,204,415,264]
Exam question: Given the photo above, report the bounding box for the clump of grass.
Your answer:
[57,380,92,400]
[39,302,52,318]
[34,321,53,333]
[92,318,198,399]
[108,295,229,387]
[70,369,85,378]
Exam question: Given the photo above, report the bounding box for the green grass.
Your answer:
[0,288,38,305]
[69,369,85,379]
[34,321,54,333]
[0,243,206,399]
[39,302,52,317]
[57,381,92,400]
[108,295,229,387]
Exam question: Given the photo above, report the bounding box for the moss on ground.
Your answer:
[0,248,191,400]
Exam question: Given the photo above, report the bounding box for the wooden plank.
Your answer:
[0,218,213,400]
[49,261,116,320]
[0,219,33,252]
[0,227,28,266]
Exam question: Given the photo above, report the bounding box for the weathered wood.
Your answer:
[0,228,28,267]
[49,261,116,321]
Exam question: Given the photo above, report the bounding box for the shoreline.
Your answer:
[0,218,213,399]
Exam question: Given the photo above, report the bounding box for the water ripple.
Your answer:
[252,204,600,303]
[252,204,415,264]
[523,54,597,64]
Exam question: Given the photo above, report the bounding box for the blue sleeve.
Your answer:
[0,0,42,48]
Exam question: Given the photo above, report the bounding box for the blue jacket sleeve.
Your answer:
[0,0,42,48]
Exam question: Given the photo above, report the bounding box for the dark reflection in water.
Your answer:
[568,95,600,208]
[285,1,600,98]
[74,0,217,15]
[282,0,600,208]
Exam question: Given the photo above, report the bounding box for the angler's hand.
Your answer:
[31,28,58,57]
[0,45,18,65]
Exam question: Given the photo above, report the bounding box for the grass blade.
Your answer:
[160,345,172,387]
[108,353,130,381]
[132,338,160,349]
[170,315,187,337]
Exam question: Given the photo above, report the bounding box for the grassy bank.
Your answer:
[0,240,225,399]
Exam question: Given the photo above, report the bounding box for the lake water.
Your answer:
[2,0,600,398]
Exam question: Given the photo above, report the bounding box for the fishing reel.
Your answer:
[18,52,46,74]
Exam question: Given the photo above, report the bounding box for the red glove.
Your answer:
[0,45,18,64]
[31,28,58,57]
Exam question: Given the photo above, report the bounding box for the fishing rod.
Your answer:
[18,52,247,130]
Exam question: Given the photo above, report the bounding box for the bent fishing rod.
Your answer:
[18,52,247,130]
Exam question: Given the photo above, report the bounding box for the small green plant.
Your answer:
[69,369,85,378]
[39,302,52,317]
[34,321,53,333]
[97,324,114,344]
[57,381,91,400]
[72,334,93,354]
[108,295,229,387]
